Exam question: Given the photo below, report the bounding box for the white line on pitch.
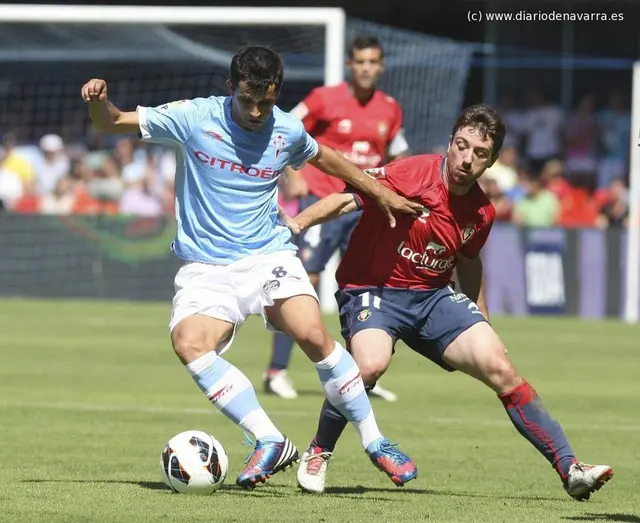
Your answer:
[1,401,639,433]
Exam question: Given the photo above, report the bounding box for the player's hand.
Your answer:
[81,78,108,103]
[374,186,425,228]
[277,205,301,235]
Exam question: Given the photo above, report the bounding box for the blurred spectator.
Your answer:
[597,91,631,188]
[497,93,525,150]
[597,178,629,228]
[556,176,599,228]
[83,155,123,214]
[479,176,512,221]
[0,166,24,211]
[41,176,76,215]
[512,174,559,227]
[13,180,41,213]
[564,94,598,178]
[520,88,564,173]
[115,137,146,184]
[484,144,519,193]
[539,159,571,200]
[1,132,34,184]
[119,152,164,217]
[36,134,70,195]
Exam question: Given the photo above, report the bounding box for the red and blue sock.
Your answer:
[499,380,577,480]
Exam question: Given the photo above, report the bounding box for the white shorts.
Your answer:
[169,251,317,353]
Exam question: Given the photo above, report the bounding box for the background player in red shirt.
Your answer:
[283,104,613,500]
[264,36,410,400]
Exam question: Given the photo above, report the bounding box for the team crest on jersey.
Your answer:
[272,134,286,159]
[357,309,371,322]
[462,225,475,244]
[338,119,352,134]
[378,121,388,137]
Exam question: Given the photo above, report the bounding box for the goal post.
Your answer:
[624,61,640,323]
[0,4,346,86]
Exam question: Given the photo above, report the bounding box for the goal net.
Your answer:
[0,6,474,305]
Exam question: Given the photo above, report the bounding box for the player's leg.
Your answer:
[419,287,613,501]
[297,328,396,493]
[337,210,398,403]
[264,194,339,398]
[293,288,417,493]
[170,262,296,490]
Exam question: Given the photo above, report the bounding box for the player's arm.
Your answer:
[455,207,495,321]
[293,192,359,232]
[455,254,489,321]
[306,144,423,227]
[81,78,139,134]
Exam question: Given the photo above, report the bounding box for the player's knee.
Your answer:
[350,331,393,385]
[294,322,331,355]
[355,361,386,385]
[171,328,210,364]
[483,347,521,393]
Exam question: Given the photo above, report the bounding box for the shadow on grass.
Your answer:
[563,515,640,522]
[324,485,566,502]
[22,479,577,503]
[21,479,288,497]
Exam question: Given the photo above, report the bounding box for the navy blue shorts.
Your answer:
[336,286,488,371]
[297,194,362,274]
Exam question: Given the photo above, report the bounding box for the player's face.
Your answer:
[227,80,279,131]
[446,126,496,190]
[348,48,384,91]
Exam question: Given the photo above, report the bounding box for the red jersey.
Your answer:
[291,82,405,198]
[336,155,495,290]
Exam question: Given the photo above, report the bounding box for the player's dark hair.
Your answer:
[348,36,384,59]
[229,45,284,92]
[450,104,506,159]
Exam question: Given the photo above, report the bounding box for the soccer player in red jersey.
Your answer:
[264,36,409,401]
[285,104,613,499]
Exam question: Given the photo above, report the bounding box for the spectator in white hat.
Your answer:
[37,134,70,195]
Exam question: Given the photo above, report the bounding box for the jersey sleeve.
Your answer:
[288,120,319,169]
[387,101,410,157]
[136,98,206,145]
[289,88,325,131]
[460,205,496,258]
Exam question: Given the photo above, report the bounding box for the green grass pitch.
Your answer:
[1,299,639,522]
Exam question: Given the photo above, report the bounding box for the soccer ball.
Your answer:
[160,430,228,494]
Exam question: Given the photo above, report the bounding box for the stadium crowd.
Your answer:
[0,88,631,228]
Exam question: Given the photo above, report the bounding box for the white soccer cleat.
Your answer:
[564,462,614,501]
[296,447,333,494]
[263,370,298,399]
[368,383,398,402]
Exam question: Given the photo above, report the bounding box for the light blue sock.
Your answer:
[315,342,383,450]
[186,351,283,442]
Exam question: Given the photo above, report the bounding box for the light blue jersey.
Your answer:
[137,96,318,264]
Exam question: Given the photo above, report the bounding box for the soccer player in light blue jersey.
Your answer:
[81,45,421,490]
